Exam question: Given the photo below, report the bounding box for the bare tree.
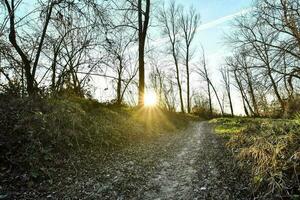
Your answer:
[227,57,254,116]
[231,16,286,113]
[197,47,224,115]
[179,6,200,113]
[199,47,212,115]
[1,0,108,96]
[102,23,137,104]
[2,0,59,95]
[158,1,185,112]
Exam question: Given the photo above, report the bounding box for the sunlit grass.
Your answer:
[210,117,249,135]
[132,106,176,132]
[210,117,300,196]
[214,126,246,135]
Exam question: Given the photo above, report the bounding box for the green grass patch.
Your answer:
[214,125,246,135]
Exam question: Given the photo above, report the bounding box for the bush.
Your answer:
[286,95,300,118]
[192,95,220,119]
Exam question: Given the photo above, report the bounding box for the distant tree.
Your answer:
[197,47,224,115]
[220,66,234,116]
[102,24,137,104]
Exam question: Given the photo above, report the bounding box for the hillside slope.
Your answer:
[0,95,194,199]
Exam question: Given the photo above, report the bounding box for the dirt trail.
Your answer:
[139,121,250,200]
[142,122,204,199]
[17,121,251,200]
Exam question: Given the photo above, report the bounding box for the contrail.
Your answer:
[150,7,254,47]
[198,7,255,31]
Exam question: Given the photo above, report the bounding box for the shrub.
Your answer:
[286,95,300,118]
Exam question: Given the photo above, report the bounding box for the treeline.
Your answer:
[224,0,300,117]
[0,0,150,104]
[0,0,201,113]
[1,0,300,116]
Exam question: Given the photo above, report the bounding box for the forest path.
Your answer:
[142,122,205,199]
[30,122,251,200]
[140,121,250,200]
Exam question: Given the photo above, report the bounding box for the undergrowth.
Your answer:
[210,117,300,199]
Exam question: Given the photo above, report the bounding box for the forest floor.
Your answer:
[11,121,252,200]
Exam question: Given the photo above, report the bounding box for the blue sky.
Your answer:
[185,0,252,54]
[158,0,254,114]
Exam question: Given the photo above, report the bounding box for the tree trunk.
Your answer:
[117,69,122,105]
[5,0,35,95]
[138,42,145,105]
[207,81,212,115]
[202,49,212,115]
[267,66,285,113]
[227,89,234,116]
[209,79,224,115]
[137,0,150,106]
[245,67,259,116]
[172,47,185,113]
[186,48,190,113]
[233,69,254,116]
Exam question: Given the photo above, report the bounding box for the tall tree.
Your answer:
[158,1,185,112]
[232,16,286,113]
[180,7,200,113]
[102,25,137,104]
[226,56,254,116]
[138,0,151,106]
[200,47,212,115]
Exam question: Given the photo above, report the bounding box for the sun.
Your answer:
[144,91,158,107]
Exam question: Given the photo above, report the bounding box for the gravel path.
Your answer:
[142,122,204,199]
[15,121,252,200]
[140,121,251,200]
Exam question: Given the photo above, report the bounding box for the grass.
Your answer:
[210,117,300,199]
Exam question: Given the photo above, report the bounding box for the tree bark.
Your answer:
[186,47,191,113]
[137,0,150,106]
[172,47,185,113]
